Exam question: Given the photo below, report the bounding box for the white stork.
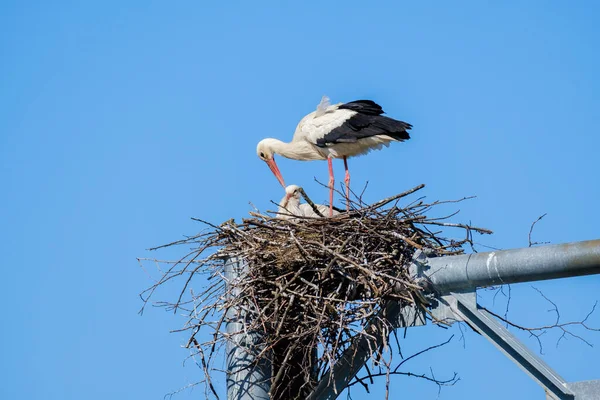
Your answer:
[277,184,339,220]
[257,96,412,216]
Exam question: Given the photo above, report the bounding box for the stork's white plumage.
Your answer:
[257,96,412,216]
[277,185,338,220]
[277,185,303,220]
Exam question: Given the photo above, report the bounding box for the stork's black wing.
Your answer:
[315,100,412,147]
[337,100,384,116]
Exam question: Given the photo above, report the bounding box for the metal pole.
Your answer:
[225,259,271,400]
[423,239,600,294]
[449,292,574,400]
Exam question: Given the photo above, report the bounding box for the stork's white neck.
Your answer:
[262,138,325,161]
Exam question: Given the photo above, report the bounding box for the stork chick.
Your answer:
[277,185,338,220]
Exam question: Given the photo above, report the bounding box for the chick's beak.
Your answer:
[266,158,286,188]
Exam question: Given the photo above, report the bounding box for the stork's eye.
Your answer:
[260,152,265,158]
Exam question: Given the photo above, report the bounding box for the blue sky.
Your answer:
[1,1,599,399]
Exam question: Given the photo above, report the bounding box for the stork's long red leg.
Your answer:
[343,156,350,211]
[327,157,334,217]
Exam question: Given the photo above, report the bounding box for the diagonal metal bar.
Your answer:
[306,251,427,400]
[306,300,404,400]
[449,292,574,400]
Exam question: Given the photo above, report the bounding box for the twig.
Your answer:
[528,213,549,247]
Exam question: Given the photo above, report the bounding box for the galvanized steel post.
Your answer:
[225,259,271,400]
[422,239,600,293]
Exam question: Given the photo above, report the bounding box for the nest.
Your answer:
[140,184,492,399]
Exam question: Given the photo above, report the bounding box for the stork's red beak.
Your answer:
[266,158,286,188]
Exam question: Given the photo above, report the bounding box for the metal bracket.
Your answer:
[412,245,600,399]
[561,381,600,400]
[394,304,426,328]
